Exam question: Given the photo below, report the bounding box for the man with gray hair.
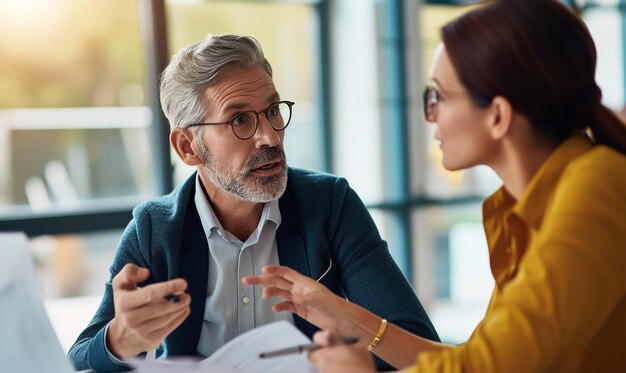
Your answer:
[68,35,438,372]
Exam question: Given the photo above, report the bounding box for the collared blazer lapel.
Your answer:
[276,186,309,278]
[166,188,208,356]
[276,184,321,338]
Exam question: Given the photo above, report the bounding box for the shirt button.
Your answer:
[242,296,250,304]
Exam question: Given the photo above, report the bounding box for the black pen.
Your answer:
[259,336,359,358]
[164,294,180,303]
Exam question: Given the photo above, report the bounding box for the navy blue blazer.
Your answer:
[69,168,439,371]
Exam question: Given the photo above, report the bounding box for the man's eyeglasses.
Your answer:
[187,100,295,140]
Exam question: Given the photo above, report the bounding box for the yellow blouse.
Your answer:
[411,134,626,372]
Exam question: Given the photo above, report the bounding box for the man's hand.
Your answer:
[106,264,191,359]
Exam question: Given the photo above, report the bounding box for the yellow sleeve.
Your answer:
[412,164,626,372]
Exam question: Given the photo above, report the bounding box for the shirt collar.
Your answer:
[193,174,282,238]
[483,134,592,229]
[512,133,592,230]
[483,133,593,231]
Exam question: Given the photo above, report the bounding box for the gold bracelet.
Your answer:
[367,318,387,351]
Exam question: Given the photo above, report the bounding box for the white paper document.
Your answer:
[125,357,202,373]
[128,321,318,372]
[0,233,76,373]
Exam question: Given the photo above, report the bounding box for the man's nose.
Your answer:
[253,115,281,148]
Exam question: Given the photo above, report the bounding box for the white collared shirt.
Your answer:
[193,175,294,357]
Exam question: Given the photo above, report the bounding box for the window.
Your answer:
[0,0,154,217]
[581,1,625,112]
[0,0,153,350]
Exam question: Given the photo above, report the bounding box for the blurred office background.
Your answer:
[0,0,624,351]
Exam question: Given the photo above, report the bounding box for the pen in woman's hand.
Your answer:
[259,336,359,358]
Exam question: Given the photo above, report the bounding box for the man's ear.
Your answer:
[486,96,514,140]
[170,127,202,166]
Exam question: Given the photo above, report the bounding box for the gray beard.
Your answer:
[198,141,288,203]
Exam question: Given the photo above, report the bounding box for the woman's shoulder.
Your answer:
[563,144,626,183]
[550,145,626,218]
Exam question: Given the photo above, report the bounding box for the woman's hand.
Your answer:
[241,265,348,334]
[308,330,376,373]
[244,265,444,369]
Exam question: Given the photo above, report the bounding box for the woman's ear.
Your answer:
[170,127,203,166]
[486,96,514,140]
